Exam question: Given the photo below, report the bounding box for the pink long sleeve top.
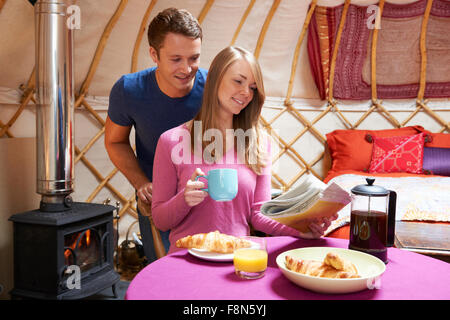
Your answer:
[151,124,299,253]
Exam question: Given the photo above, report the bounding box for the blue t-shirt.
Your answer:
[108,67,207,181]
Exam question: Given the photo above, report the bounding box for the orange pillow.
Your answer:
[326,126,424,174]
[425,132,450,148]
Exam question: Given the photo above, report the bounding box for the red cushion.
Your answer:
[326,126,425,175]
[368,133,425,174]
[425,132,450,148]
[323,169,442,184]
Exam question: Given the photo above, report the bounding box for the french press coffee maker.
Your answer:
[349,178,396,263]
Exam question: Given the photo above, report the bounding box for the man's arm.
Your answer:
[104,116,152,203]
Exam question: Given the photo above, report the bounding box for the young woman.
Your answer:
[151,46,336,253]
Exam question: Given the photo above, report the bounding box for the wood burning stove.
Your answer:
[9,1,120,299]
[9,203,119,300]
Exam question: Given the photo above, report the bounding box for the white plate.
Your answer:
[188,248,234,262]
[187,240,260,262]
[276,247,386,294]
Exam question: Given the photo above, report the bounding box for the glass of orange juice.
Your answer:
[233,236,268,279]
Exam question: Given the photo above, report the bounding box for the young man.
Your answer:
[105,8,207,263]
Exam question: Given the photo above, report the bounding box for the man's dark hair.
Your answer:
[147,8,202,56]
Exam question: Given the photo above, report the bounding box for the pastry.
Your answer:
[175,230,252,253]
[285,252,360,279]
[323,252,358,274]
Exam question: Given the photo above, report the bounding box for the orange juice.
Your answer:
[233,249,268,273]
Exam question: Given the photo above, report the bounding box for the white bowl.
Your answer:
[276,247,386,294]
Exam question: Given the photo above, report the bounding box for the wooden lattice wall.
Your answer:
[1,0,449,232]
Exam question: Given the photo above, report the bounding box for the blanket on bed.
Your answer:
[325,173,450,235]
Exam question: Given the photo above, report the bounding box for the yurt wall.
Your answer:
[1,0,449,297]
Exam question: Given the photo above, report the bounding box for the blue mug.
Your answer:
[195,169,238,201]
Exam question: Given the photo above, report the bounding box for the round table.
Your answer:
[125,236,450,300]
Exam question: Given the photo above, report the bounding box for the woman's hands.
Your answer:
[184,168,208,207]
[298,213,339,239]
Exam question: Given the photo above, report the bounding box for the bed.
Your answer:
[322,126,450,260]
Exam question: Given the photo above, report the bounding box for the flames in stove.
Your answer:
[64,230,91,261]
[64,229,102,272]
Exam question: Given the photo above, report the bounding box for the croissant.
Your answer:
[323,252,358,274]
[175,230,252,253]
[285,252,360,279]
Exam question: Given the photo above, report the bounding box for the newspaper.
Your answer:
[261,174,351,232]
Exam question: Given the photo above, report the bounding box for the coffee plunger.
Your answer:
[349,178,396,263]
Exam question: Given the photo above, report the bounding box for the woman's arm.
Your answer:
[248,138,299,236]
[151,134,192,231]
[249,172,300,237]
[248,138,334,239]
[250,171,337,239]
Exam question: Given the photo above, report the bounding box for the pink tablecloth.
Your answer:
[125,236,450,300]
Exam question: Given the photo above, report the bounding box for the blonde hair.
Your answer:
[190,46,268,174]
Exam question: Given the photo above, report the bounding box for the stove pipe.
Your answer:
[35,0,74,211]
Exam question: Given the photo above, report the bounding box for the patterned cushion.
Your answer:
[423,147,450,176]
[325,126,425,175]
[369,133,425,174]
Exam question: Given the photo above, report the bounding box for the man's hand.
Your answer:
[137,182,153,204]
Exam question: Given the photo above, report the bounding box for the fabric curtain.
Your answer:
[307,0,450,100]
